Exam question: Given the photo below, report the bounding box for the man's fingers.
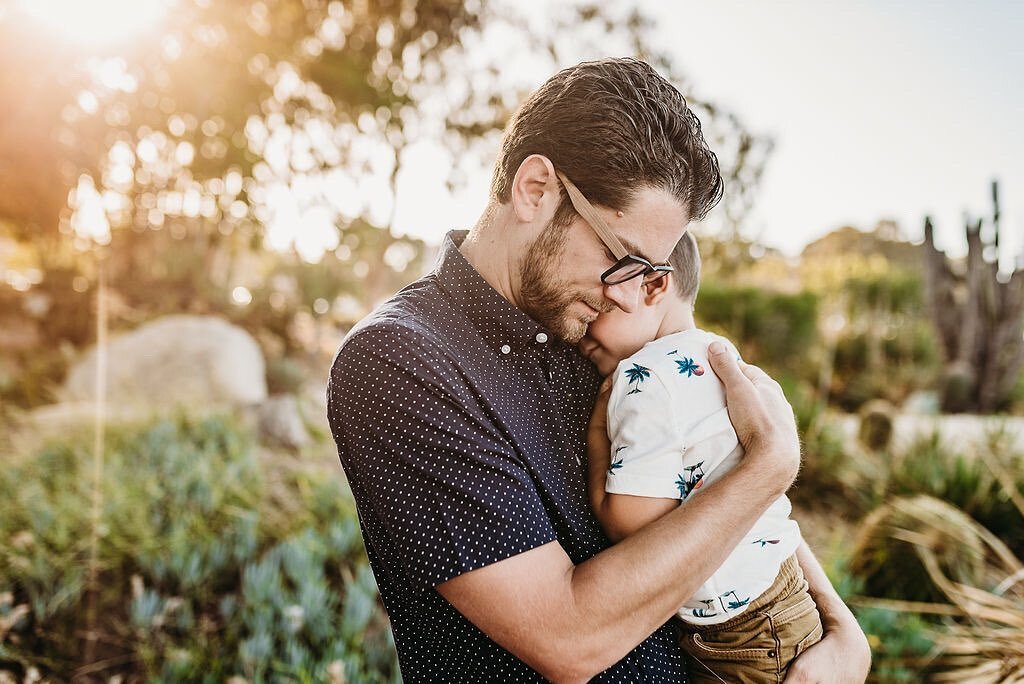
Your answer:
[707,341,752,390]
[739,361,779,390]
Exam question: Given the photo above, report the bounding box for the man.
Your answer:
[327,58,870,682]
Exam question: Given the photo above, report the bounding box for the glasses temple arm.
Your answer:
[555,171,629,260]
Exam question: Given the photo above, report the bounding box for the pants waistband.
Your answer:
[683,554,804,635]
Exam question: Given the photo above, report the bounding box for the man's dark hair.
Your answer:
[491,57,724,228]
[667,230,700,304]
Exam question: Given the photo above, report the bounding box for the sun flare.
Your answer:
[15,0,170,46]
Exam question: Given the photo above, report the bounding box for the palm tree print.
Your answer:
[721,590,751,611]
[623,363,652,394]
[667,349,704,377]
[608,446,626,475]
[675,461,705,499]
[674,473,688,499]
[692,599,718,618]
[752,538,781,548]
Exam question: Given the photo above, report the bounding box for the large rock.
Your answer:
[254,394,311,451]
[63,315,267,408]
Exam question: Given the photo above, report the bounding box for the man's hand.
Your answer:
[707,341,801,484]
[785,628,871,683]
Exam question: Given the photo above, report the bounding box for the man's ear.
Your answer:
[510,154,558,223]
[642,273,673,306]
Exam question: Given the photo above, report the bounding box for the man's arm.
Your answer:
[437,343,802,682]
[786,541,871,683]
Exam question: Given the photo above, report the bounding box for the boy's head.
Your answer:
[580,231,701,375]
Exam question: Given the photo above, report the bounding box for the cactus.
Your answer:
[922,180,1024,412]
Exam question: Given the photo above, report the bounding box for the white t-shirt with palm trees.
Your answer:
[605,327,801,626]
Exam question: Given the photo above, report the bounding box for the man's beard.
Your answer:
[518,220,606,344]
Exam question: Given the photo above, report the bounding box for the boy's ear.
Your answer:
[642,273,673,306]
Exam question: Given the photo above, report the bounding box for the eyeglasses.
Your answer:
[555,170,673,286]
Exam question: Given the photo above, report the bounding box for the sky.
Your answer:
[390,0,1024,265]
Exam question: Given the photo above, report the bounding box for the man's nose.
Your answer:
[602,277,643,313]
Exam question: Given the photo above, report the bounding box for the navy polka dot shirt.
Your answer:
[327,230,688,682]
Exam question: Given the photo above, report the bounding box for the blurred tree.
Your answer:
[923,181,1024,412]
[0,0,770,265]
[0,0,774,410]
[799,224,939,410]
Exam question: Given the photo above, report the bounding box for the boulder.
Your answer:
[254,394,311,451]
[62,315,266,408]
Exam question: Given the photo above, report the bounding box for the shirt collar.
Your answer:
[433,230,557,356]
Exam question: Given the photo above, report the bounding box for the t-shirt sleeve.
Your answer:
[604,361,686,500]
[327,323,557,592]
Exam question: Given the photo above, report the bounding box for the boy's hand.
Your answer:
[707,342,801,487]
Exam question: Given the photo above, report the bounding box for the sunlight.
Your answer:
[15,0,170,46]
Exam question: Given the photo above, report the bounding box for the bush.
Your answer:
[829,322,940,412]
[0,414,398,682]
[782,378,872,518]
[820,546,936,682]
[696,283,819,375]
[882,431,1024,557]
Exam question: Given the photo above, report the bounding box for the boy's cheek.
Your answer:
[578,333,620,377]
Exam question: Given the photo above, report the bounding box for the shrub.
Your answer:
[882,431,1024,557]
[0,414,398,682]
[845,496,1024,683]
[782,378,873,518]
[697,283,819,375]
[818,544,936,682]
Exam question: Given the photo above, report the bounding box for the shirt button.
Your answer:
[535,332,549,344]
[500,344,511,354]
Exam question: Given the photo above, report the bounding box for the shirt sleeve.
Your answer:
[604,361,686,500]
[327,323,557,592]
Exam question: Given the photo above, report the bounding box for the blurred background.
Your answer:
[1,0,1022,681]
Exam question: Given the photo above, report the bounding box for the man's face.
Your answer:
[517,185,688,345]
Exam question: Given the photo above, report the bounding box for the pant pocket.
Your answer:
[682,617,785,684]
[766,589,824,663]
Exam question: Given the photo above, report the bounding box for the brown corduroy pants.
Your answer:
[678,555,824,683]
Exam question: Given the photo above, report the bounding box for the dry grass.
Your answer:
[852,490,1024,682]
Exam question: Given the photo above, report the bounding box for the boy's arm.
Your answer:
[586,378,678,542]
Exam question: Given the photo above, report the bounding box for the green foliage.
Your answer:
[856,607,936,683]
[782,378,874,517]
[848,433,1024,605]
[0,414,398,681]
[818,548,936,682]
[697,282,819,373]
[842,270,923,315]
[1007,371,1024,414]
[883,432,1024,557]
[830,322,940,411]
[266,356,309,396]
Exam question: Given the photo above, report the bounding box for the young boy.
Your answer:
[579,232,823,683]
